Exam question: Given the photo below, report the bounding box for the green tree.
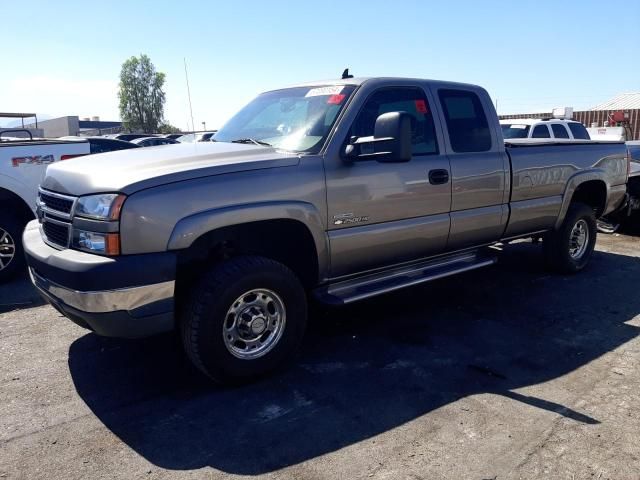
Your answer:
[158,123,181,134]
[118,54,166,132]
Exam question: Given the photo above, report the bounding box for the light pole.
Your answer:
[202,121,206,131]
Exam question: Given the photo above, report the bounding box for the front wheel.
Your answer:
[0,212,26,283]
[180,256,307,384]
[543,202,597,273]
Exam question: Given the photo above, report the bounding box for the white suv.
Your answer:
[500,118,591,141]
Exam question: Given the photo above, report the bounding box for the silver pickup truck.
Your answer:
[23,77,629,383]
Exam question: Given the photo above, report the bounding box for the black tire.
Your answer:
[543,202,597,274]
[180,256,307,384]
[0,212,26,283]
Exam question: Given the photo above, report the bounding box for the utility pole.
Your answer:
[202,121,206,131]
[184,58,195,132]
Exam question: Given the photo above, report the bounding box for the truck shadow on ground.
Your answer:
[0,272,46,314]
[68,242,640,474]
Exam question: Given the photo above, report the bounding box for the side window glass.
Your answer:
[438,89,492,153]
[350,88,438,155]
[551,124,570,139]
[532,125,551,138]
[568,123,590,140]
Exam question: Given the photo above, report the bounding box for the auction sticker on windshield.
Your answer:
[305,86,344,97]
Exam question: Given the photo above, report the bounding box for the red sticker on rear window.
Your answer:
[415,99,428,114]
[327,94,346,105]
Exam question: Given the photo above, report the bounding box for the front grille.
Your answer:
[42,221,69,248]
[40,192,74,215]
[38,189,76,249]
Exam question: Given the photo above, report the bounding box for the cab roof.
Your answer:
[267,77,485,93]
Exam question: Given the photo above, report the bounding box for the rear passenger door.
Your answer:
[433,88,508,250]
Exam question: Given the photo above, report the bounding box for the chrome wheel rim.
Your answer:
[569,219,589,260]
[223,289,286,360]
[0,228,16,271]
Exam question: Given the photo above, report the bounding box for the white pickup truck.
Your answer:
[0,133,90,281]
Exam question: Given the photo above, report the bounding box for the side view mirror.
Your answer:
[344,111,412,163]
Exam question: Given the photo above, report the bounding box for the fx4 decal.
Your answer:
[11,155,55,167]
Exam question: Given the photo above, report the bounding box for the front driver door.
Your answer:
[325,86,452,278]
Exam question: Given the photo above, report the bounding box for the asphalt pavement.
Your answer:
[1,235,639,479]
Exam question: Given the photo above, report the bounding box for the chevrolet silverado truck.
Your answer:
[23,77,629,383]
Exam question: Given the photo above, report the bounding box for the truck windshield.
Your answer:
[213,85,356,153]
[501,124,530,139]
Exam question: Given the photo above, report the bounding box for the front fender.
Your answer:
[0,173,37,213]
[167,200,329,279]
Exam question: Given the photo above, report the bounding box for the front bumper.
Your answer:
[23,220,177,338]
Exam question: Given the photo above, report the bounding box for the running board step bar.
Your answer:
[314,251,497,306]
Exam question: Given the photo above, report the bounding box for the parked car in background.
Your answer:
[598,141,640,233]
[110,133,155,142]
[61,136,142,153]
[0,132,90,282]
[177,131,217,143]
[161,134,184,140]
[131,137,179,147]
[627,141,640,162]
[24,76,628,383]
[500,117,591,140]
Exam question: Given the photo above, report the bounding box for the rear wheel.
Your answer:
[180,256,307,384]
[543,202,597,273]
[0,213,26,283]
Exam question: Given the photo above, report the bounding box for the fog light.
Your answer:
[72,230,120,255]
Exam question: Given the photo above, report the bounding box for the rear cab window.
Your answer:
[532,125,551,138]
[438,89,492,152]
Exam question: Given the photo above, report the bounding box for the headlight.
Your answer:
[75,193,126,220]
[72,230,120,255]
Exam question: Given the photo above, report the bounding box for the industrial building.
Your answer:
[500,92,640,140]
[23,116,122,137]
[0,114,122,138]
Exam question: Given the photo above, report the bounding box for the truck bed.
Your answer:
[503,140,628,238]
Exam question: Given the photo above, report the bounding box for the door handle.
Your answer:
[428,169,449,185]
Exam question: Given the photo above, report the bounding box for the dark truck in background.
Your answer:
[23,77,629,383]
[599,142,640,232]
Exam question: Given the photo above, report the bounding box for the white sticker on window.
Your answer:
[510,124,527,129]
[305,86,344,97]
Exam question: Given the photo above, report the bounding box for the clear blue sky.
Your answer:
[2,0,638,130]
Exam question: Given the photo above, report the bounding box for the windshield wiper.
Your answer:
[230,138,272,147]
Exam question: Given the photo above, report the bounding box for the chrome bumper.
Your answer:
[29,268,174,314]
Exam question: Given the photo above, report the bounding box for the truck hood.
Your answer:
[41,142,300,195]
